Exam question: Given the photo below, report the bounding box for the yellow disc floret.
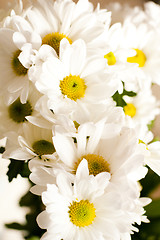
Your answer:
[104,52,116,65]
[42,32,72,56]
[74,154,110,176]
[124,103,136,118]
[11,50,28,76]
[59,74,86,101]
[127,49,146,67]
[68,200,96,227]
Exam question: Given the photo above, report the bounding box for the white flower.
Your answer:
[37,160,150,240]
[102,22,140,93]
[25,0,111,54]
[0,15,41,104]
[123,88,160,128]
[3,122,56,166]
[121,20,160,86]
[32,39,118,115]
[53,121,147,183]
[0,83,41,137]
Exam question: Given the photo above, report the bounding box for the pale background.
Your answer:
[0,0,160,239]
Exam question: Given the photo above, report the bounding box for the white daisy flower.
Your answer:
[33,39,118,115]
[102,22,142,93]
[0,83,41,137]
[3,123,56,166]
[0,13,42,104]
[53,121,147,184]
[123,88,160,128]
[121,20,160,86]
[24,0,111,56]
[37,160,150,240]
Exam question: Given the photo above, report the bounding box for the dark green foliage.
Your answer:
[7,159,30,182]
[0,146,5,154]
[5,181,45,239]
[112,86,137,107]
[132,169,160,239]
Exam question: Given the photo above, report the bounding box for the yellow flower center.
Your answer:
[104,52,116,65]
[11,50,28,76]
[127,49,146,67]
[32,140,55,156]
[74,154,110,176]
[124,103,136,118]
[42,32,72,56]
[59,74,86,101]
[68,200,96,227]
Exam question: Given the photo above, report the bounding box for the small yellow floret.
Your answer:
[74,153,110,176]
[42,32,72,56]
[104,52,116,65]
[127,49,146,67]
[124,103,136,118]
[59,74,86,101]
[68,200,96,227]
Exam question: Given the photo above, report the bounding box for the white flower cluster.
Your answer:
[1,0,160,239]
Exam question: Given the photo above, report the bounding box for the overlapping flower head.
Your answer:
[1,0,160,239]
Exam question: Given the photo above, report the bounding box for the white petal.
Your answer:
[53,134,76,167]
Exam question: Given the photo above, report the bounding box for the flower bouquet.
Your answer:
[1,0,160,239]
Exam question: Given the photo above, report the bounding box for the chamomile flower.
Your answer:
[0,83,41,137]
[123,88,160,128]
[4,123,56,166]
[121,20,160,86]
[102,22,142,93]
[53,121,146,184]
[0,28,29,103]
[25,0,111,56]
[33,39,118,115]
[37,160,150,240]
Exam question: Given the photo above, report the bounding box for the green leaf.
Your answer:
[112,85,137,108]
[7,159,30,182]
[112,91,127,107]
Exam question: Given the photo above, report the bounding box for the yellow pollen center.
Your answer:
[59,74,86,101]
[11,50,28,76]
[68,200,96,227]
[124,103,136,118]
[127,48,146,67]
[74,154,110,176]
[104,52,116,65]
[42,32,72,56]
